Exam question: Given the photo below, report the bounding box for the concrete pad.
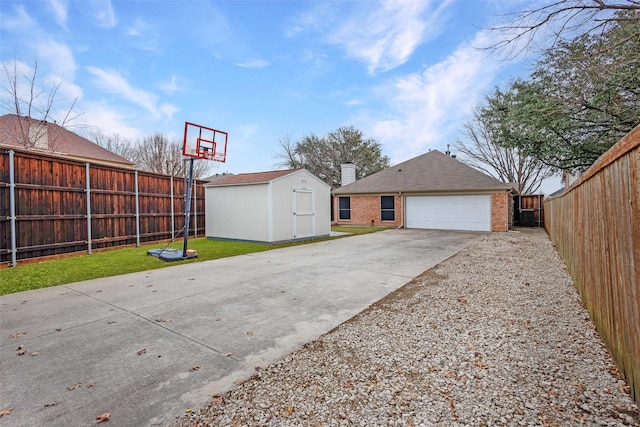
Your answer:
[0,229,480,426]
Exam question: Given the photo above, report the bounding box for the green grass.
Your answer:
[0,226,388,296]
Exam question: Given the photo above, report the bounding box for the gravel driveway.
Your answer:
[174,228,639,426]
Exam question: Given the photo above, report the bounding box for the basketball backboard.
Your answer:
[183,121,228,162]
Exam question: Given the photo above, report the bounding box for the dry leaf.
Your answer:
[17,349,26,356]
[55,328,62,332]
[31,352,39,357]
[9,332,26,338]
[96,412,110,423]
[67,383,82,391]
[137,348,147,356]
[224,352,232,357]
[190,365,200,372]
[245,331,254,336]
[44,402,59,408]
[155,318,171,323]
[211,396,224,404]
[86,383,95,388]
[95,290,102,293]
[574,383,586,392]
[286,406,295,415]
[0,408,12,418]
[474,360,489,369]
[456,297,468,305]
[185,408,193,413]
[215,317,222,321]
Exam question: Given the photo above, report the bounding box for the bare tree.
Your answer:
[274,132,304,169]
[1,59,80,151]
[454,111,555,195]
[485,0,640,58]
[86,129,138,161]
[136,133,212,179]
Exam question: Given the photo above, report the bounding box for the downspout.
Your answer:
[398,191,404,229]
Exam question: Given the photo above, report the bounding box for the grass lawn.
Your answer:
[0,226,388,296]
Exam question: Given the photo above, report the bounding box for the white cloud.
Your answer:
[364,30,504,164]
[48,0,68,29]
[86,66,176,120]
[90,0,117,28]
[79,103,141,141]
[127,16,149,36]
[330,0,451,74]
[38,39,77,81]
[235,59,269,69]
[159,75,180,94]
[0,4,35,31]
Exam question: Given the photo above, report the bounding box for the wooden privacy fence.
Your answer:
[0,148,206,266]
[544,126,639,403]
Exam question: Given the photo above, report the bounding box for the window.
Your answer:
[381,196,395,221]
[339,197,351,220]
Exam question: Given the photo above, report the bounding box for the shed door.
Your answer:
[406,195,490,231]
[293,189,314,238]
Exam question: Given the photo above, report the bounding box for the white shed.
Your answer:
[204,169,331,243]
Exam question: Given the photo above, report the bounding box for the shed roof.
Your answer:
[0,114,134,168]
[333,150,513,194]
[204,169,302,186]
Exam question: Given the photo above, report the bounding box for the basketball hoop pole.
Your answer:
[182,157,195,258]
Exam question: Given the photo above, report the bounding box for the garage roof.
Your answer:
[334,150,514,194]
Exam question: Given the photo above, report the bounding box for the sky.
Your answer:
[0,0,561,191]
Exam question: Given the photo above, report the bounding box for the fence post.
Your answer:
[8,151,17,267]
[193,178,197,238]
[85,163,92,255]
[170,175,175,240]
[135,170,140,247]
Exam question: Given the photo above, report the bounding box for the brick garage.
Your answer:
[333,150,515,232]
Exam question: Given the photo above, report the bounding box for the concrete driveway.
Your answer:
[0,229,480,426]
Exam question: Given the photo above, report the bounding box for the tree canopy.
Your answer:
[276,125,389,188]
[475,8,640,173]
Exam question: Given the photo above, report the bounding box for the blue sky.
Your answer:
[1,0,558,189]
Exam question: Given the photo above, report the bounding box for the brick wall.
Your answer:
[334,192,511,231]
[334,194,403,227]
[490,192,511,231]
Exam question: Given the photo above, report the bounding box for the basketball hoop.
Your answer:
[183,122,228,163]
[180,121,229,259]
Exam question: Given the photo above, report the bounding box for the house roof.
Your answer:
[333,150,514,194]
[0,114,135,168]
[204,169,302,186]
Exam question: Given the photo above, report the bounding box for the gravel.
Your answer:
[173,228,639,426]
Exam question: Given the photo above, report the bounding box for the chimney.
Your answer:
[340,163,356,186]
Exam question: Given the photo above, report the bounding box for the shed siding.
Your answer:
[205,184,269,241]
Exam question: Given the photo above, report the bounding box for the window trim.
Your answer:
[380,195,395,221]
[338,196,351,220]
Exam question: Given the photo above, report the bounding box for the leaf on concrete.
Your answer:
[17,349,26,356]
[137,348,146,356]
[30,352,39,356]
[96,412,110,423]
[215,317,222,321]
[211,395,224,404]
[245,331,254,336]
[0,408,12,418]
[190,365,200,372]
[44,402,59,408]
[9,332,26,338]
[67,383,82,391]
[456,297,468,305]
[155,318,171,323]
[224,353,232,357]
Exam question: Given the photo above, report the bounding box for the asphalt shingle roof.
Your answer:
[333,150,513,194]
[0,114,134,167]
[205,169,301,186]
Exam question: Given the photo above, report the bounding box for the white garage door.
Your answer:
[406,195,491,231]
